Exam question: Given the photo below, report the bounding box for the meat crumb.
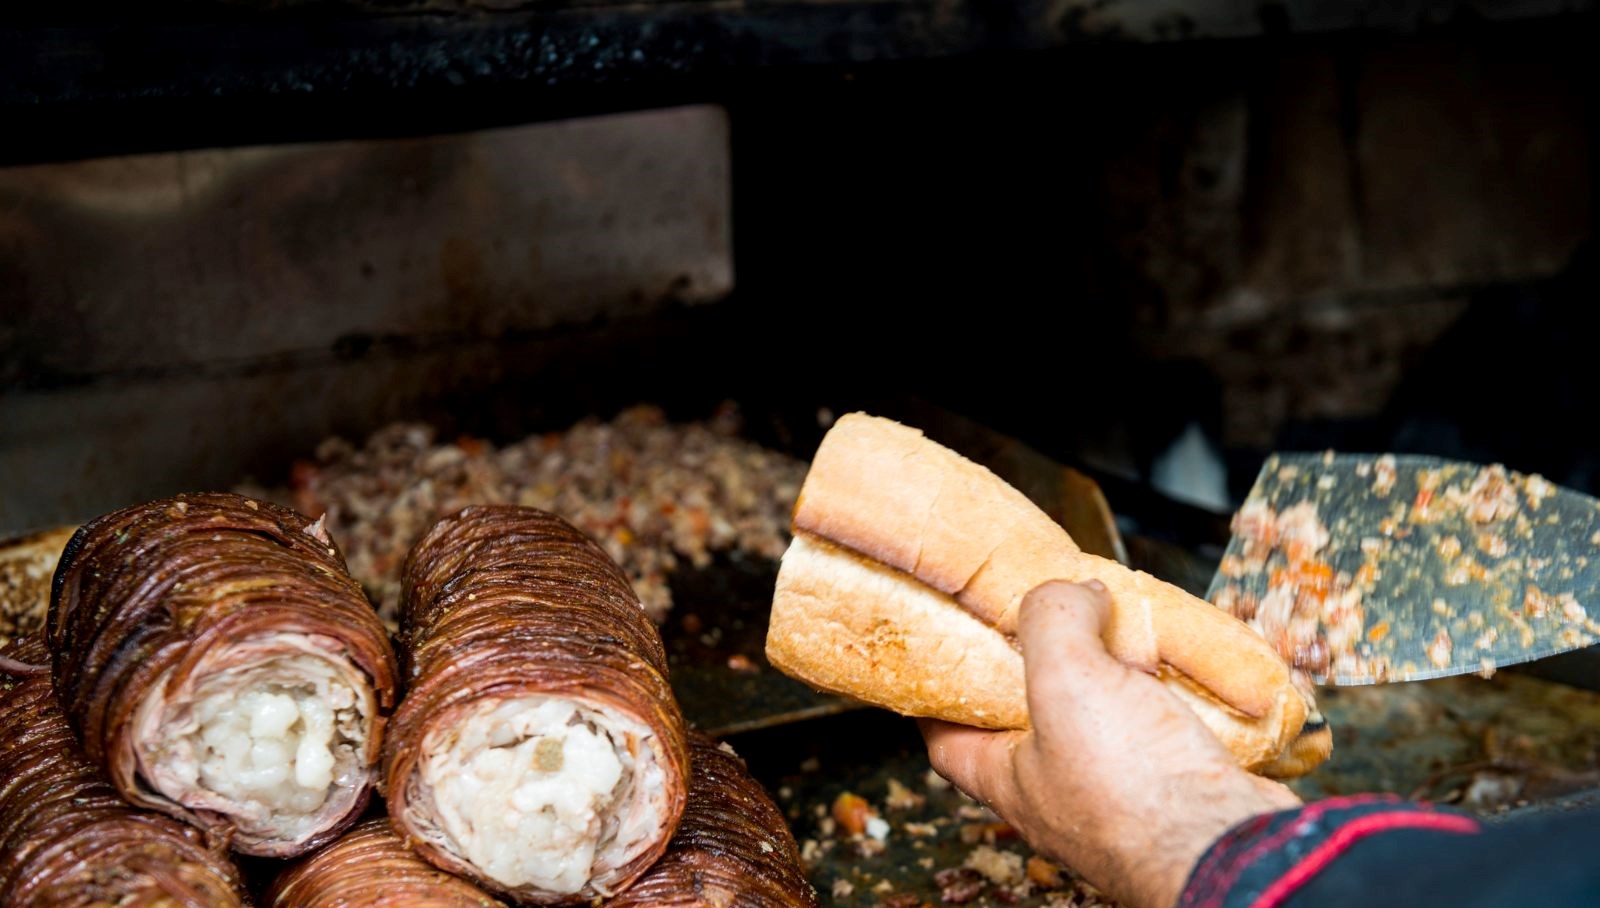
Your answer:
[964,846,1026,886]
[1561,595,1587,623]
[833,880,855,898]
[1026,856,1065,889]
[936,868,984,905]
[959,821,1015,844]
[857,837,888,858]
[1428,628,1454,669]
[1524,474,1555,509]
[886,777,927,810]
[1373,455,1398,496]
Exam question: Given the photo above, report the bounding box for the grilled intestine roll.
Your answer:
[267,817,503,907]
[386,506,691,905]
[48,493,400,858]
[0,637,248,907]
[608,733,819,908]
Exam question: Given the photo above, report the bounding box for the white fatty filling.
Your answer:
[136,637,370,846]
[419,697,664,895]
[189,684,346,813]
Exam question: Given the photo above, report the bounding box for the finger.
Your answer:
[1018,579,1114,652]
[1018,579,1128,688]
[1021,581,1219,757]
[919,718,1025,814]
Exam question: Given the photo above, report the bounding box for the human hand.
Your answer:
[921,580,1300,908]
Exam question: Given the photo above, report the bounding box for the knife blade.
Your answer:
[1206,452,1600,685]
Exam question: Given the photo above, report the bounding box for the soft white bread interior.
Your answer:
[769,413,1326,776]
[769,534,1028,730]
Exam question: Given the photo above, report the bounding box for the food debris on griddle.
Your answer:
[1212,455,1600,683]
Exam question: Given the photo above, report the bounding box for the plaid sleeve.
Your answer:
[1177,795,1481,908]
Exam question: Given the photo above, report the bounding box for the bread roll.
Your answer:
[768,414,1329,776]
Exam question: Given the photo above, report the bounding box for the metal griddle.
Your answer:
[724,667,1600,907]
[659,405,1600,905]
[8,403,1600,904]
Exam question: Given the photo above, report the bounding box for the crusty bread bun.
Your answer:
[767,413,1329,777]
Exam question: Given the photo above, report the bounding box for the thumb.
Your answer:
[918,719,1026,815]
[1018,580,1146,731]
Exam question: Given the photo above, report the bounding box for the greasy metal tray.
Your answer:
[8,402,1600,905]
[665,553,853,736]
[658,405,1600,905]
[721,663,1600,907]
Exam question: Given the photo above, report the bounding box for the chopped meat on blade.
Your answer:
[1213,457,1600,684]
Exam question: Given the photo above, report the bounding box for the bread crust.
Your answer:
[770,534,1305,772]
[774,413,1324,776]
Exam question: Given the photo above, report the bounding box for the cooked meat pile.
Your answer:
[0,526,74,648]
[48,493,399,857]
[251,405,807,625]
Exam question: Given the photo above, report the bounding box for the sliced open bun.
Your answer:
[769,413,1326,777]
[769,534,1028,730]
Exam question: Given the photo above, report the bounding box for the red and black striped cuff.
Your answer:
[1178,795,1482,908]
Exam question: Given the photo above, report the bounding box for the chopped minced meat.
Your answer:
[0,527,76,647]
[798,771,1116,908]
[238,404,806,625]
[964,846,1025,886]
[885,778,926,811]
[1427,628,1454,669]
[1214,456,1600,684]
[1026,857,1065,889]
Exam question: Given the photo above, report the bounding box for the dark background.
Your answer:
[4,3,1598,536]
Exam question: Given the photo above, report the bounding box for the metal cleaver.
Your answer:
[1207,452,1600,685]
